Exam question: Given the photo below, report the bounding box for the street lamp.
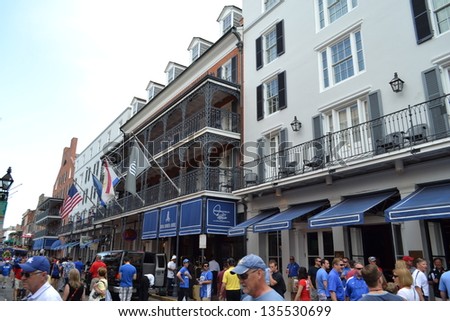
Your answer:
[0,167,14,200]
[389,72,405,93]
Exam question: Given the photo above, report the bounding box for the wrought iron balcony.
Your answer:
[35,209,61,225]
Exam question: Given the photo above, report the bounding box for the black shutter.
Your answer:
[423,67,448,138]
[279,128,288,170]
[411,0,433,44]
[276,20,285,56]
[312,115,324,160]
[368,91,384,153]
[231,56,237,83]
[217,66,222,79]
[278,71,287,110]
[257,138,265,183]
[256,36,263,70]
[257,84,264,121]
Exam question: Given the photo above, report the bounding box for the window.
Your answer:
[223,13,232,33]
[433,0,450,34]
[219,56,237,83]
[264,0,279,12]
[256,71,286,120]
[191,44,200,62]
[256,20,284,69]
[167,67,174,83]
[318,0,358,29]
[320,30,364,88]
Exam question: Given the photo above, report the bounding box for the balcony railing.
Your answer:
[35,209,61,224]
[34,229,59,238]
[242,94,450,185]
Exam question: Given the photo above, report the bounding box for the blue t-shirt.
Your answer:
[199,270,213,298]
[242,289,285,301]
[316,268,329,298]
[178,266,190,289]
[286,262,300,277]
[328,269,345,301]
[345,276,369,301]
[74,261,84,274]
[1,263,12,277]
[119,263,137,287]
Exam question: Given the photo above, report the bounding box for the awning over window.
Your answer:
[50,239,61,250]
[179,199,202,236]
[385,183,450,222]
[254,201,329,233]
[308,191,397,229]
[227,210,278,237]
[142,210,159,240]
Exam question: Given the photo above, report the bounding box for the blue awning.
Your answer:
[32,238,44,251]
[254,201,329,233]
[206,199,236,235]
[385,183,450,222]
[308,191,397,229]
[67,241,79,248]
[228,210,278,237]
[50,240,61,250]
[180,199,203,236]
[142,210,159,240]
[159,204,178,237]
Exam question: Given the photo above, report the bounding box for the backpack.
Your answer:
[51,263,60,278]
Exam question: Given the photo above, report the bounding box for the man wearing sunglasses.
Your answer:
[19,256,62,301]
[230,254,284,301]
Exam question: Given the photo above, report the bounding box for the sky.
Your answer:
[0,0,242,228]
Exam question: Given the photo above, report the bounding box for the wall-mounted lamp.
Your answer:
[290,116,302,132]
[389,72,404,93]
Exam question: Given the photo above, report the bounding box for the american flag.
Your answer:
[60,184,82,219]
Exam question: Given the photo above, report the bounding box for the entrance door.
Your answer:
[361,224,395,274]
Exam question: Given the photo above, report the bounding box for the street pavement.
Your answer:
[0,281,14,301]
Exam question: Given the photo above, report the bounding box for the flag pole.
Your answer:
[72,179,106,216]
[132,133,182,196]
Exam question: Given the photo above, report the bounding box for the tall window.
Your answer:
[318,0,358,29]
[256,71,286,120]
[433,0,450,34]
[266,77,279,115]
[320,31,365,88]
[256,20,284,69]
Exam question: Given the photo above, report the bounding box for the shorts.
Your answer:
[287,277,297,292]
[14,279,23,290]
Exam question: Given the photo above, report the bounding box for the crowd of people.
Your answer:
[164,253,450,301]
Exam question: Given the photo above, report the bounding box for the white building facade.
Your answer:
[236,0,450,284]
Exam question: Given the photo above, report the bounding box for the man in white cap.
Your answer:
[167,255,177,296]
[231,254,284,301]
[19,256,62,301]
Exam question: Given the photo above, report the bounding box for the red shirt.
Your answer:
[89,261,106,278]
[296,279,311,301]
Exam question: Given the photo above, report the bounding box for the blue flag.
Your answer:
[92,174,106,207]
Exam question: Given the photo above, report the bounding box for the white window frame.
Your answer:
[191,43,200,62]
[221,59,233,82]
[320,30,365,89]
[317,0,358,30]
[264,27,277,64]
[430,0,450,35]
[265,76,280,115]
[223,13,232,34]
[167,67,175,83]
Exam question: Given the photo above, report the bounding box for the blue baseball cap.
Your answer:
[231,254,267,275]
[183,259,189,263]
[19,256,50,273]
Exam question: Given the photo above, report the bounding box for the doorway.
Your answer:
[361,224,395,274]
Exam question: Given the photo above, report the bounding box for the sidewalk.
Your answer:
[0,282,14,301]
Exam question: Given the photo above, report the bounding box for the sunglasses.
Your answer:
[237,270,257,280]
[22,271,43,278]
[355,267,363,270]
[339,264,345,266]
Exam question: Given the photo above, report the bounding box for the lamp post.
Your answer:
[0,167,14,229]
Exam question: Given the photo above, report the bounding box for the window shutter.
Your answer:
[410,0,433,44]
[276,20,285,56]
[312,115,325,161]
[422,67,448,138]
[256,36,263,70]
[279,128,288,169]
[368,91,384,153]
[217,66,223,79]
[231,56,237,83]
[257,138,265,183]
[312,115,323,139]
[278,71,287,110]
[257,84,264,121]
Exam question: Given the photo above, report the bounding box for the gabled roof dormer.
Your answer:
[145,81,165,101]
[130,97,146,115]
[217,5,242,35]
[164,61,187,84]
[188,37,213,63]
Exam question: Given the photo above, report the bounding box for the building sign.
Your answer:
[159,204,178,237]
[206,199,236,234]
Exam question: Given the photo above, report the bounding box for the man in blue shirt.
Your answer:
[177,258,192,301]
[74,257,84,276]
[316,259,330,301]
[328,258,345,301]
[285,256,300,300]
[345,262,368,301]
[198,262,213,300]
[119,257,137,301]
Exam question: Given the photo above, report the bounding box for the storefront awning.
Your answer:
[308,191,397,229]
[254,201,329,233]
[142,210,159,240]
[228,210,278,237]
[385,183,450,222]
[50,239,61,250]
[179,199,202,236]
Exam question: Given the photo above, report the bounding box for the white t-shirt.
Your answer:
[397,287,420,301]
[167,260,176,278]
[412,270,429,296]
[208,260,220,272]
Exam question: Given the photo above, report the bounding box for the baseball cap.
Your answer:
[230,254,267,275]
[368,256,376,262]
[402,255,414,261]
[171,255,177,260]
[19,256,50,273]
[183,258,189,263]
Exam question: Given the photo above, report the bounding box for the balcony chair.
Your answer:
[278,161,298,179]
[302,155,324,173]
[376,132,402,153]
[401,124,428,145]
[244,172,258,187]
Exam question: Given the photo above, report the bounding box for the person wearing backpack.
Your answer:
[50,257,61,290]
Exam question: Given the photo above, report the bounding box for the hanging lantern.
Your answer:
[123,229,137,241]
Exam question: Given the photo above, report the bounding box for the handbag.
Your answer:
[88,279,106,301]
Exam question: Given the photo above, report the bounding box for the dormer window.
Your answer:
[223,13,232,33]
[188,38,213,63]
[218,6,242,35]
[146,81,165,100]
[167,67,175,83]
[192,45,200,62]
[164,62,187,85]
